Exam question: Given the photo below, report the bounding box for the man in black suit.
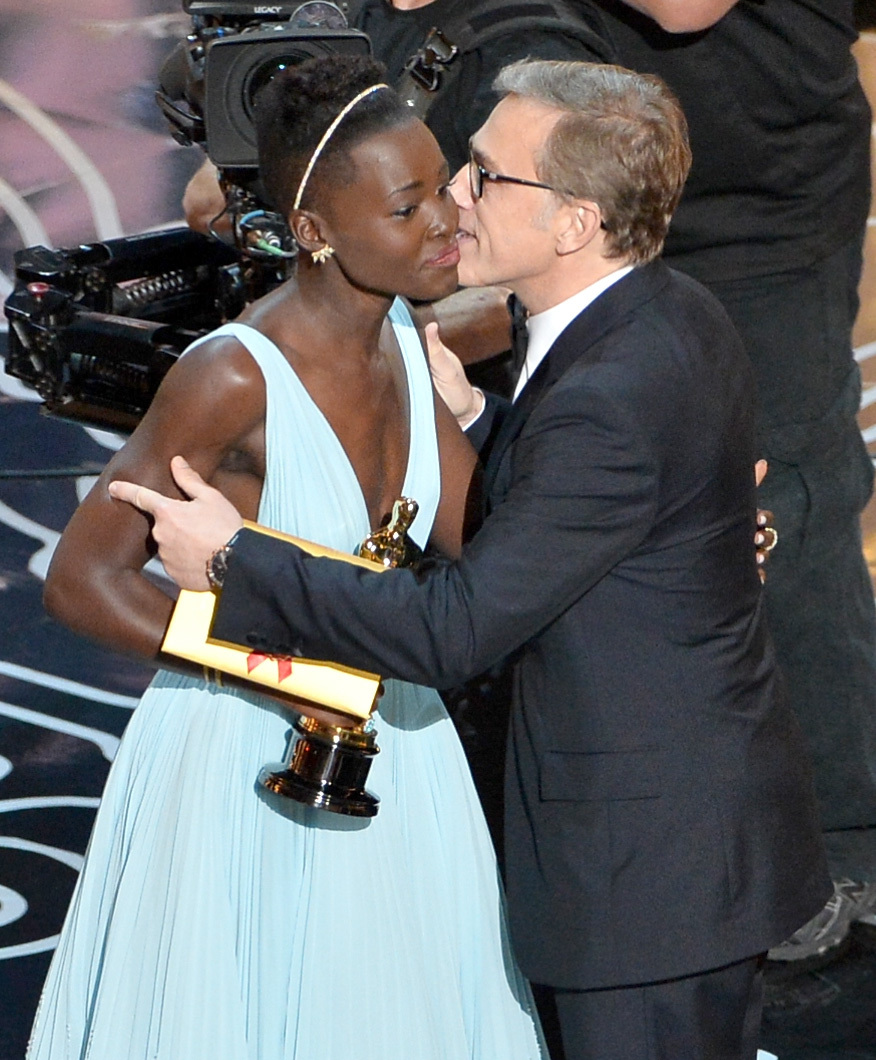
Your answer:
[113,60,830,1060]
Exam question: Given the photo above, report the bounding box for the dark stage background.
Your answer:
[1,3,876,1059]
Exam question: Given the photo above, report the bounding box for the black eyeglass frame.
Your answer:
[466,149,609,230]
[468,154,558,200]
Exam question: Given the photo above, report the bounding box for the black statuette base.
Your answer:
[257,716,380,817]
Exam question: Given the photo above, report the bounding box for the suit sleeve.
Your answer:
[213,379,659,689]
[464,390,511,458]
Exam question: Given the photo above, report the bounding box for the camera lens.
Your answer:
[290,2,349,29]
[245,56,299,113]
[204,26,371,167]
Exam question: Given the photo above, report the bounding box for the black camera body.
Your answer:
[203,26,370,167]
[4,229,257,431]
[158,1,370,171]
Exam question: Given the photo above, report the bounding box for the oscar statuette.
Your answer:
[256,498,422,817]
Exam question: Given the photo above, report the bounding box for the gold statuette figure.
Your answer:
[357,497,423,568]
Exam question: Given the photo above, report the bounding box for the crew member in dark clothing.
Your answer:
[348,0,607,171]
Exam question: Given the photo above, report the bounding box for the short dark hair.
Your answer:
[254,54,412,216]
[495,60,692,264]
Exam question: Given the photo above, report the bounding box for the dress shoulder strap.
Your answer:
[387,299,440,551]
[183,321,288,378]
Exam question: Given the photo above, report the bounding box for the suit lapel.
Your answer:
[482,261,672,503]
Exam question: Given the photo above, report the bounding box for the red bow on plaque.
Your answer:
[247,651,294,683]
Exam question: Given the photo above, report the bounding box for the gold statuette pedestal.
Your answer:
[258,715,381,817]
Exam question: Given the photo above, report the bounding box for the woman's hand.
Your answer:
[426,322,484,428]
[755,509,778,584]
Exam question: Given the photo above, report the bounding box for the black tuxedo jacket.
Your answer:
[214,261,830,989]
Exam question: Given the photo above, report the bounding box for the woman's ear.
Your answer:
[290,210,330,255]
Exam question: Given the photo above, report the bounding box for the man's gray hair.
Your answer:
[494,60,691,264]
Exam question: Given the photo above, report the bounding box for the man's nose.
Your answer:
[450,163,473,209]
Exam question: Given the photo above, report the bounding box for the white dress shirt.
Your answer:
[512,265,634,402]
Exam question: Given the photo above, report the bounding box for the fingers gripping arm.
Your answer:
[109,457,244,591]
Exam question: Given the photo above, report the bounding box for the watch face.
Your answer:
[209,547,229,589]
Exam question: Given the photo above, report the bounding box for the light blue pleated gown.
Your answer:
[27,300,547,1060]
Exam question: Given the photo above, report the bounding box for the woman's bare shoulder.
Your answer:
[156,331,268,422]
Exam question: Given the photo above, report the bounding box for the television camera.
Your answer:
[3,1,370,432]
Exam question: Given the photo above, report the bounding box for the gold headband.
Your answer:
[292,83,390,211]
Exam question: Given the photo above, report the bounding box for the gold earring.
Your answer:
[311,244,335,265]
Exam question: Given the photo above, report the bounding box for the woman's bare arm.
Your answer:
[44,338,265,661]
[429,388,481,559]
[404,313,481,559]
[413,285,513,366]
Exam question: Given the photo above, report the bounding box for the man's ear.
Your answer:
[290,210,330,255]
[556,201,603,256]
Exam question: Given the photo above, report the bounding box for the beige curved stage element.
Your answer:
[0,78,123,242]
[853,33,876,582]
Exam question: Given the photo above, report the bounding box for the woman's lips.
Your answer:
[426,241,461,267]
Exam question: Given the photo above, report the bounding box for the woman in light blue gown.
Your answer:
[28,56,546,1060]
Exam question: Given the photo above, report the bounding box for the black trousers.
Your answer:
[535,954,766,1060]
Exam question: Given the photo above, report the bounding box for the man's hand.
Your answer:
[108,456,243,590]
[426,322,485,428]
[753,459,777,584]
[182,159,231,237]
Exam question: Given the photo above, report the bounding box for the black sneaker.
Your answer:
[850,880,876,951]
[766,878,873,966]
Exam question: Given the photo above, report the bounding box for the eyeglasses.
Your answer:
[468,154,558,201]
[467,151,609,230]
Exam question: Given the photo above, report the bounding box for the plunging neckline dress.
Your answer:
[26,299,546,1060]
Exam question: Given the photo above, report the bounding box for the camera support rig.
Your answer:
[4,227,284,432]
